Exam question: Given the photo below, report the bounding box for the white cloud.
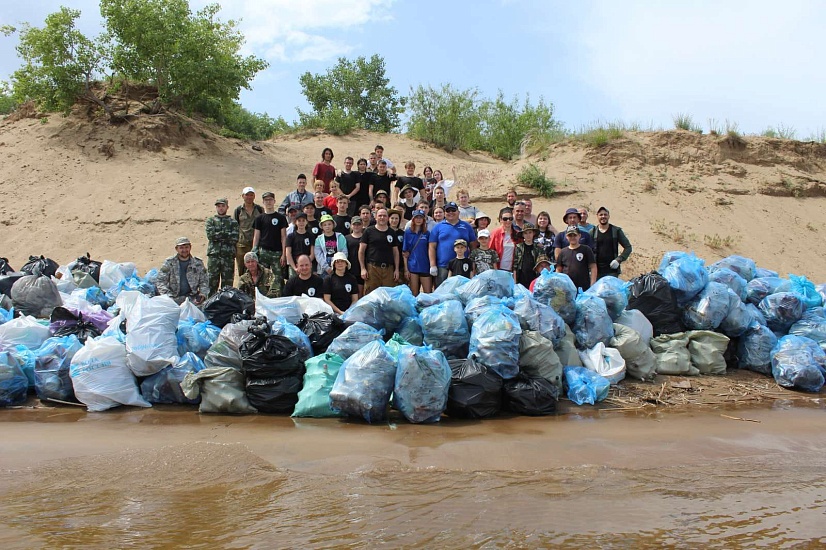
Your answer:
[573,0,826,134]
[200,0,395,62]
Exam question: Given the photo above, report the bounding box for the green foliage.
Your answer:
[406,84,482,152]
[298,54,404,133]
[673,113,702,133]
[571,122,627,147]
[6,8,104,112]
[217,102,292,140]
[100,0,268,118]
[762,124,796,140]
[516,163,556,198]
[0,81,17,114]
[478,92,564,160]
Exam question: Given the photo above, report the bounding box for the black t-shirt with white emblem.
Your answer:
[252,212,288,251]
[322,272,359,312]
[283,274,324,298]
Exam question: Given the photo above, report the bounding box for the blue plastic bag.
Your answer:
[0,352,29,406]
[789,308,826,350]
[176,318,221,357]
[754,267,779,279]
[745,277,785,305]
[584,276,629,321]
[34,335,83,402]
[759,292,805,334]
[532,271,578,326]
[420,300,470,359]
[661,253,708,305]
[416,291,459,310]
[573,293,614,350]
[397,315,424,346]
[709,255,756,281]
[456,269,515,305]
[0,307,13,325]
[464,295,511,326]
[777,274,822,310]
[432,275,470,296]
[512,284,566,347]
[564,366,610,405]
[140,352,205,404]
[342,285,417,334]
[326,322,383,360]
[269,316,313,361]
[13,345,36,388]
[658,251,688,273]
[708,267,748,301]
[816,283,826,307]
[771,335,826,392]
[682,282,733,331]
[394,345,451,423]
[738,324,778,374]
[720,296,765,337]
[469,306,522,379]
[329,340,397,423]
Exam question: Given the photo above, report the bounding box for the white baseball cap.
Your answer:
[242,186,255,195]
[477,229,491,238]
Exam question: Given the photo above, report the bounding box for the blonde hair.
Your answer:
[405,161,415,169]
[313,180,325,192]
[456,188,469,198]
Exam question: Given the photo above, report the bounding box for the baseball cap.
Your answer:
[319,214,335,225]
[411,209,426,218]
[242,186,255,195]
[215,198,228,206]
[294,212,307,220]
[262,191,275,199]
[445,202,459,211]
[454,238,468,247]
[351,216,364,225]
[286,205,298,213]
[477,229,491,238]
[175,236,191,246]
[597,206,610,214]
[565,225,580,235]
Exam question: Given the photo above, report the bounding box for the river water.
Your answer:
[1,402,825,548]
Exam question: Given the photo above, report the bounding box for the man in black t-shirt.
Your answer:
[335,156,360,217]
[252,192,288,294]
[368,160,395,199]
[333,196,351,235]
[358,207,399,294]
[283,255,324,298]
[556,226,597,291]
[392,161,424,204]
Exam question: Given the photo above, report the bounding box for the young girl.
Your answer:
[535,210,557,259]
[314,214,347,276]
[474,211,491,231]
[432,205,445,224]
[402,210,432,295]
[322,252,359,314]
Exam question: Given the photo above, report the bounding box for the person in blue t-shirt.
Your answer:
[428,202,477,287]
[402,210,432,295]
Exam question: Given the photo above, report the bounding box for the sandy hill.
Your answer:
[1,107,825,281]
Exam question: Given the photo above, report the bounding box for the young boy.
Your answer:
[556,225,597,291]
[344,215,366,296]
[303,202,321,238]
[513,222,542,288]
[333,195,351,235]
[285,212,315,277]
[205,197,240,295]
[529,254,552,292]
[314,214,347,277]
[448,239,474,278]
[469,229,499,274]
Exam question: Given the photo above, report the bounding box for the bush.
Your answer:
[407,84,482,153]
[673,113,702,133]
[218,102,291,141]
[298,105,359,136]
[516,163,556,198]
[478,92,563,160]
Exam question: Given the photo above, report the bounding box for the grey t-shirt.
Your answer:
[178,258,191,296]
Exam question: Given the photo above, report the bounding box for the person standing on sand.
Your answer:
[278,174,313,214]
[205,198,239,295]
[156,237,209,305]
[335,156,361,217]
[345,215,366,296]
[374,144,395,172]
[234,187,263,277]
[587,206,633,280]
[428,201,478,287]
[312,147,336,193]
[359,207,400,294]
[556,225,597,291]
[252,192,288,296]
[237,251,280,301]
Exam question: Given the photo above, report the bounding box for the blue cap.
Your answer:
[445,202,459,211]
[412,209,426,218]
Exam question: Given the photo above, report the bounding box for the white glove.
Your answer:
[610,259,620,270]
[429,266,439,277]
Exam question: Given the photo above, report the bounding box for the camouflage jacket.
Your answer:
[156,255,209,299]
[237,266,280,300]
[205,215,240,256]
[514,242,542,273]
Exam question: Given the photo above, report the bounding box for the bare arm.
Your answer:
[428,241,437,269]
[252,229,261,249]
[359,242,368,280]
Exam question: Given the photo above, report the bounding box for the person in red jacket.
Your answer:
[487,207,521,273]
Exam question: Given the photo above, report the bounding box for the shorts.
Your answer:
[409,271,431,277]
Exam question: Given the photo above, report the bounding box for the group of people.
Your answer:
[154,145,633,313]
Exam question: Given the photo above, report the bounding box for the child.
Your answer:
[345,215,366,296]
[513,223,542,288]
[333,195,351,235]
[556,225,597,291]
[285,213,315,277]
[448,239,473,278]
[529,255,552,292]
[314,214,347,277]
[303,202,320,238]
[397,185,418,220]
[469,229,499,274]
[324,180,341,214]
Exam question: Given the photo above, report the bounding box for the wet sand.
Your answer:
[1,402,825,548]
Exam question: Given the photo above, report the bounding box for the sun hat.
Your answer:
[475,211,490,220]
[319,214,335,225]
[517,222,537,235]
[332,251,351,270]
[534,254,552,272]
[562,207,581,224]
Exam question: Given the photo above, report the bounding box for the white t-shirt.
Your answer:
[500,233,515,271]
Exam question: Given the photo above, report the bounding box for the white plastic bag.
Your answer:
[615,309,654,347]
[0,315,52,350]
[578,342,626,385]
[99,260,138,291]
[115,290,149,319]
[296,296,334,316]
[255,290,302,324]
[179,298,207,322]
[52,274,77,293]
[70,336,151,412]
[125,295,180,376]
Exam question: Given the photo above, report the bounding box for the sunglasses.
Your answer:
[445,208,458,212]
[501,217,513,221]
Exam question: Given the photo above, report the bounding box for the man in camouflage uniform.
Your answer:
[206,197,240,295]
[237,251,280,300]
[156,237,210,305]
[234,186,264,277]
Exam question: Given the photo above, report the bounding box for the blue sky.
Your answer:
[2,0,825,137]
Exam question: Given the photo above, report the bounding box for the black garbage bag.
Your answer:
[0,273,25,298]
[627,272,685,336]
[445,356,503,419]
[240,330,305,379]
[12,274,62,318]
[69,254,102,283]
[298,312,348,354]
[49,307,103,344]
[21,255,59,278]
[245,373,304,414]
[502,374,558,416]
[203,287,255,328]
[0,258,14,275]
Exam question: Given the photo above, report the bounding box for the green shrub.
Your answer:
[0,82,17,114]
[298,105,358,136]
[517,163,556,198]
[407,84,482,152]
[673,113,702,133]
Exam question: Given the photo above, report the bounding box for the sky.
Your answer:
[1,0,825,137]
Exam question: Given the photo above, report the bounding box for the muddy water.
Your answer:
[1,403,825,548]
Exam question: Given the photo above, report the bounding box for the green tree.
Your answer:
[4,8,104,113]
[0,81,17,114]
[406,84,482,153]
[479,92,562,160]
[298,54,405,133]
[100,0,268,117]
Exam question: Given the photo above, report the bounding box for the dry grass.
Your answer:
[703,233,738,250]
[650,218,693,245]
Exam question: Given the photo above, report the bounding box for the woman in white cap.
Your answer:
[322,252,359,315]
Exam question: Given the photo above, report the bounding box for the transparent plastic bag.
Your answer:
[755,267,779,279]
[11,274,62,318]
[99,260,138,291]
[745,277,785,305]
[179,298,206,322]
[70,336,151,412]
[326,321,383,360]
[532,271,577,326]
[420,300,470,360]
[0,351,29,406]
[573,293,614,350]
[789,308,826,351]
[176,318,220,357]
[709,255,757,281]
[660,253,708,305]
[777,274,822,310]
[682,282,733,330]
[512,284,565,347]
[34,335,83,402]
[770,335,826,392]
[519,330,563,390]
[469,306,522,379]
[255,291,303,325]
[737,324,778,374]
[431,275,470,297]
[329,340,397,423]
[708,267,748,301]
[396,316,424,346]
[658,251,688,272]
[758,292,805,334]
[125,295,180,377]
[585,276,629,321]
[341,285,417,334]
[464,295,510,326]
[140,352,205,404]
[564,366,610,405]
[720,296,765,338]
[394,345,451,423]
[0,315,52,350]
[456,269,514,304]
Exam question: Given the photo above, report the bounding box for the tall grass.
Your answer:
[762,123,797,140]
[516,163,557,198]
[673,113,702,133]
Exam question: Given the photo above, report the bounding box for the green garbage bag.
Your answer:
[292,353,345,418]
[650,332,698,376]
[686,330,730,375]
[518,330,563,391]
[554,324,582,367]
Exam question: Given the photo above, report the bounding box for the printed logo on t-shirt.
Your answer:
[345,283,352,293]
[304,238,310,246]
[345,222,350,229]
[576,252,584,262]
[311,227,319,235]
[386,235,393,243]
[462,263,469,272]
[397,235,403,243]
[271,218,279,226]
